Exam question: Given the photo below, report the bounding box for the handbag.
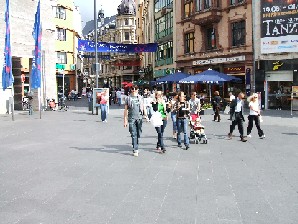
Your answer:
[150,111,163,127]
[224,105,230,114]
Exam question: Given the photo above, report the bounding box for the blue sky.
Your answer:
[74,0,122,25]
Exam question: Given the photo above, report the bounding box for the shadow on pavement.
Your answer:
[281,132,298,136]
[70,145,133,156]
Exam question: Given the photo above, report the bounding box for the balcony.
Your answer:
[191,8,222,26]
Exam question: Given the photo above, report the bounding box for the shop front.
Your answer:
[258,60,297,110]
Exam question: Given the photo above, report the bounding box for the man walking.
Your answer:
[124,85,148,157]
[228,92,247,142]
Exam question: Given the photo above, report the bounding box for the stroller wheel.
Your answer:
[195,140,199,144]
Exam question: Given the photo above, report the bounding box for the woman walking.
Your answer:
[174,91,190,150]
[212,91,222,122]
[168,92,178,139]
[247,93,265,139]
[152,91,169,153]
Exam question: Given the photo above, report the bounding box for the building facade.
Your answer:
[254,0,298,110]
[54,0,81,96]
[176,0,253,97]
[154,0,176,79]
[0,0,57,114]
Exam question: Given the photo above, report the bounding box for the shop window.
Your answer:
[232,21,245,47]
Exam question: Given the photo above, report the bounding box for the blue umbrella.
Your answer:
[179,69,240,83]
[156,72,190,84]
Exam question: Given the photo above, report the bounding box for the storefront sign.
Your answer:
[261,0,298,54]
[193,55,245,66]
[224,66,245,74]
[272,61,284,70]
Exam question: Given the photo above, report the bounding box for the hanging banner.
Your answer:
[261,0,298,54]
[78,39,158,53]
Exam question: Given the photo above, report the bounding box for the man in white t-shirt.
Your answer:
[116,89,122,106]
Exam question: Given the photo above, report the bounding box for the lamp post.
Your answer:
[94,0,99,88]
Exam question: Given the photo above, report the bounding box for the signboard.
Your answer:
[93,88,109,108]
[193,55,245,66]
[261,0,298,54]
[224,66,245,74]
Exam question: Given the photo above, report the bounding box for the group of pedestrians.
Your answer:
[123,85,200,157]
[122,86,265,157]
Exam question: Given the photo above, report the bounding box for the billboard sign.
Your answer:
[261,0,298,54]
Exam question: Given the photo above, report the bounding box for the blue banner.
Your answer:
[78,39,158,53]
[2,0,13,90]
[31,0,42,89]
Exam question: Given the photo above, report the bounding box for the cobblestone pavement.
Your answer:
[0,98,298,224]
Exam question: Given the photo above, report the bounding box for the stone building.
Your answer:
[176,0,253,97]
[0,0,57,114]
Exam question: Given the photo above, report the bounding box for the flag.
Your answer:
[31,0,42,89]
[2,0,13,90]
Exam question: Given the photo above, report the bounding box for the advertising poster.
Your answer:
[93,88,109,108]
[261,0,298,54]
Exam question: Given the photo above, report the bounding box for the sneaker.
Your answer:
[227,133,232,139]
[241,137,247,142]
[156,147,161,152]
[161,148,166,153]
[185,145,190,150]
[104,120,107,123]
[247,134,252,138]
[178,144,182,148]
[133,150,139,157]
[260,135,265,139]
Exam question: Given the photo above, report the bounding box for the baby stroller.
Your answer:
[189,114,208,144]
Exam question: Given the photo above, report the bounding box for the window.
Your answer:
[206,28,216,50]
[125,19,129,25]
[125,32,130,40]
[204,0,211,9]
[54,6,66,20]
[195,0,202,11]
[184,1,193,18]
[230,0,244,5]
[232,21,245,46]
[57,52,67,64]
[185,32,194,53]
[56,28,66,41]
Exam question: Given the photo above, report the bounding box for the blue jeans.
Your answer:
[100,104,107,121]
[171,112,177,133]
[146,106,152,119]
[118,98,121,106]
[155,120,167,149]
[129,119,142,150]
[177,118,189,146]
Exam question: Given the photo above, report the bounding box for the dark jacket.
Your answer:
[212,96,222,110]
[230,98,245,121]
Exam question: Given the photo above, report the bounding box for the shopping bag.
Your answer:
[224,105,230,115]
[150,111,163,127]
[259,115,263,123]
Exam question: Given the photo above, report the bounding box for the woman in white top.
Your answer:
[247,93,265,139]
